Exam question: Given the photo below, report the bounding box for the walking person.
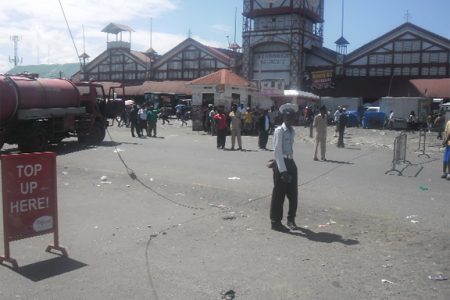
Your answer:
[213,107,227,149]
[180,106,188,127]
[337,107,347,148]
[313,106,328,161]
[434,113,446,140]
[258,109,270,150]
[270,103,299,232]
[229,104,242,150]
[333,106,342,137]
[160,106,171,125]
[388,110,395,129]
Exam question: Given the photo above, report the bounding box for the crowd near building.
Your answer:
[7,0,450,130]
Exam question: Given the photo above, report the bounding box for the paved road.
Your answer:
[0,121,448,299]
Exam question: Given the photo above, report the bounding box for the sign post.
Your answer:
[0,152,67,268]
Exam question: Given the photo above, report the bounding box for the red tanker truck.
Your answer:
[0,74,124,152]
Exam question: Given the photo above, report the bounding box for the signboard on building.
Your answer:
[311,70,333,89]
[0,152,67,268]
[253,53,290,71]
[260,79,285,96]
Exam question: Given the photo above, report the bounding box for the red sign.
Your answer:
[1,152,66,268]
[2,152,57,240]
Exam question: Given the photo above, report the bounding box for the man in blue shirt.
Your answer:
[271,103,298,232]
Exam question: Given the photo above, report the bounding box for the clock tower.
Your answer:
[242,0,324,90]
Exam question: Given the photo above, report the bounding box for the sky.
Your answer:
[0,0,449,73]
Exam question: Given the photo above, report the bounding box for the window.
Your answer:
[184,51,199,59]
[346,68,366,77]
[401,67,410,76]
[111,74,122,80]
[99,65,110,72]
[168,71,182,79]
[200,60,215,68]
[155,71,167,80]
[125,63,136,71]
[111,55,123,63]
[99,73,109,80]
[183,60,199,68]
[124,73,136,80]
[111,64,122,72]
[369,54,393,65]
[183,70,198,79]
[410,67,419,76]
[168,61,181,69]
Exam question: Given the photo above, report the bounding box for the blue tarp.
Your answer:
[362,112,387,129]
[346,110,360,127]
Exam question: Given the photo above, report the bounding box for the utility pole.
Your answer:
[9,35,23,67]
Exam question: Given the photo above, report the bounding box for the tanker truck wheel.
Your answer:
[18,125,48,153]
[88,122,106,145]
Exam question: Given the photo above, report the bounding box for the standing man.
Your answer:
[434,113,446,140]
[208,105,216,135]
[333,106,342,137]
[258,109,270,150]
[313,105,328,161]
[138,105,148,137]
[337,107,348,148]
[147,105,159,137]
[229,104,242,150]
[129,104,140,137]
[271,103,298,232]
[213,107,227,149]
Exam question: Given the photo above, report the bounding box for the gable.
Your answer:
[152,38,230,70]
[346,23,450,65]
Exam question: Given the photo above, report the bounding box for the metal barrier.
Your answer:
[385,133,412,175]
[416,130,430,158]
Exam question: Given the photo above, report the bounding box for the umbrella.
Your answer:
[125,99,135,106]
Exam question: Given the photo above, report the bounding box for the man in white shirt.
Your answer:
[313,106,328,161]
[388,110,395,129]
[333,106,341,137]
[271,103,298,232]
[138,106,148,137]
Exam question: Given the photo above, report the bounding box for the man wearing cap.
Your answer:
[337,107,348,148]
[229,104,243,150]
[271,103,299,232]
[313,105,328,161]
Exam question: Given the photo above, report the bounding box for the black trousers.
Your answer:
[130,121,139,137]
[216,128,227,148]
[270,159,298,223]
[338,126,345,147]
[258,130,269,149]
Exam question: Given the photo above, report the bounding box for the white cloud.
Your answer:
[0,0,232,73]
[0,0,178,72]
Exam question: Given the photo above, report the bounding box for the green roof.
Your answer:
[7,63,81,79]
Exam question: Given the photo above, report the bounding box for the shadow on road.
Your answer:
[289,227,359,245]
[13,256,87,282]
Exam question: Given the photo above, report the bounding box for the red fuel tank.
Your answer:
[0,75,81,123]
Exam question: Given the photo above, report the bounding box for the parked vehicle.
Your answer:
[0,74,124,152]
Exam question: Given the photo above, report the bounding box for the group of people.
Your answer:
[211,104,273,151]
[205,104,279,137]
[129,104,162,138]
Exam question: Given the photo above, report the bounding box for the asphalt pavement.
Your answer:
[0,120,448,300]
